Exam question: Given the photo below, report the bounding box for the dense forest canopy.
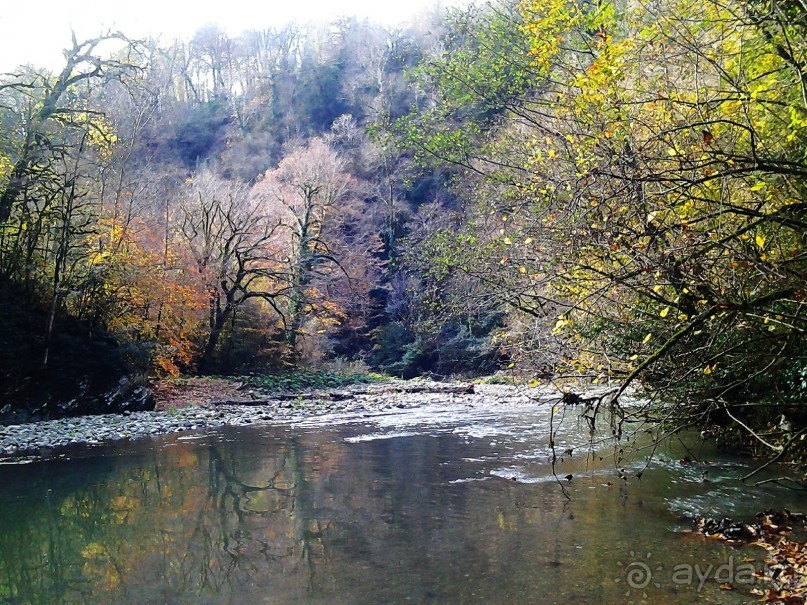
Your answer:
[0,1,804,464]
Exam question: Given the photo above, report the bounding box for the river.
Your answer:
[0,395,803,604]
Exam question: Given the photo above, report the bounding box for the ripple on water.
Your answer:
[0,393,798,605]
[344,431,423,443]
[489,466,561,484]
[452,425,516,439]
[447,477,492,484]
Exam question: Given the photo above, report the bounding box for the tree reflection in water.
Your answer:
[0,431,319,604]
[0,424,761,605]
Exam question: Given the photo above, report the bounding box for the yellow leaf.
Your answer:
[629,354,639,361]
[642,333,652,344]
[755,233,766,249]
[750,182,766,192]
[704,366,712,375]
[660,307,670,318]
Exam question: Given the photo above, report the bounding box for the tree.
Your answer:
[515,0,807,439]
[0,35,143,369]
[254,138,381,360]
[391,0,807,461]
[178,170,285,371]
[0,34,138,224]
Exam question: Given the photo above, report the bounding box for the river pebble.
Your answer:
[0,381,572,459]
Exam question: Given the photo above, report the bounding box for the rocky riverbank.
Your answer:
[0,379,563,459]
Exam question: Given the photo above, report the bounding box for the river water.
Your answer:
[0,396,803,604]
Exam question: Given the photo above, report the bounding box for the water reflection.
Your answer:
[0,419,794,604]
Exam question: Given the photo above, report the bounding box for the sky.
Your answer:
[0,0,467,72]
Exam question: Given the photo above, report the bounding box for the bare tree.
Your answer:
[178,170,284,370]
[0,33,140,223]
[254,138,378,357]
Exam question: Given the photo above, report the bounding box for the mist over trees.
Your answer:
[0,13,489,412]
[0,1,804,461]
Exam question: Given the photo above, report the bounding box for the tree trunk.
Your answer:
[201,303,232,373]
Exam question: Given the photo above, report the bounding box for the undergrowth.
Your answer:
[243,370,388,392]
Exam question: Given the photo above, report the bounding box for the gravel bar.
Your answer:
[0,381,565,459]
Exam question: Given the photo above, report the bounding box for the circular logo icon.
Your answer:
[616,551,662,598]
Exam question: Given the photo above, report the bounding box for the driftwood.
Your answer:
[211,399,272,406]
[211,393,355,405]
[385,383,475,395]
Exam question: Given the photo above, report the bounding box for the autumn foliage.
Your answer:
[0,2,804,458]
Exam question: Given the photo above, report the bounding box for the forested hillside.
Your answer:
[0,1,804,461]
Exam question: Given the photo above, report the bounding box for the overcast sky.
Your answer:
[0,0,466,72]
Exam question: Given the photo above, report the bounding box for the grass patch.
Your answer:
[244,370,388,393]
